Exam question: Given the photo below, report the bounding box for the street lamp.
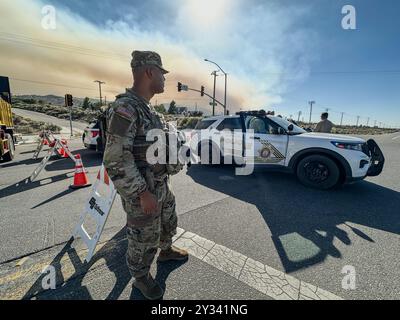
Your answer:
[308,101,315,124]
[211,70,219,116]
[205,58,227,115]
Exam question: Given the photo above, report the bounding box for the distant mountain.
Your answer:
[14,94,101,106]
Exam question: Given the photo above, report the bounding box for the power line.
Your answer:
[3,32,400,76]
[10,77,98,91]
[263,70,400,76]
[0,32,127,61]
[3,32,398,127]
[10,77,120,94]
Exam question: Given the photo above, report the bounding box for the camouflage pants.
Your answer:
[122,177,177,278]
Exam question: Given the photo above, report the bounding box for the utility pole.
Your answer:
[366,117,370,127]
[297,111,302,122]
[308,101,315,123]
[205,59,227,115]
[340,112,344,126]
[94,80,105,106]
[356,115,360,127]
[211,70,218,116]
[374,120,377,127]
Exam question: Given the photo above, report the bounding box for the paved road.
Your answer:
[12,108,89,135]
[0,128,399,300]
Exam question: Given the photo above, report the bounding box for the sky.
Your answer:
[0,0,399,126]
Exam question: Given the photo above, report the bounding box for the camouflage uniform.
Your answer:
[103,51,182,279]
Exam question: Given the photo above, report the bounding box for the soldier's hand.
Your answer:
[139,190,158,215]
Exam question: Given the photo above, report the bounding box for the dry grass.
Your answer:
[12,113,62,134]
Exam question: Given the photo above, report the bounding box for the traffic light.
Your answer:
[65,94,73,106]
[177,82,182,92]
[200,86,204,97]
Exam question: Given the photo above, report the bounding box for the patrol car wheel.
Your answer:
[296,155,340,190]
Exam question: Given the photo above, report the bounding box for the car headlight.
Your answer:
[331,141,363,151]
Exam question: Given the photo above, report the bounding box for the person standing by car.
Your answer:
[103,50,188,300]
[314,112,334,133]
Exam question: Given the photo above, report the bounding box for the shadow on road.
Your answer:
[42,148,103,172]
[0,172,75,199]
[22,228,128,300]
[1,147,102,171]
[1,148,102,200]
[0,157,46,168]
[186,164,400,273]
[22,227,187,300]
[30,187,78,209]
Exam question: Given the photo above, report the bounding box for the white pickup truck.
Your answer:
[191,110,385,190]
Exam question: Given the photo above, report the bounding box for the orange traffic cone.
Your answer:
[43,139,49,145]
[57,147,66,157]
[60,140,69,158]
[70,154,91,189]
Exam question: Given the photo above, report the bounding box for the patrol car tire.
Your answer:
[296,155,340,190]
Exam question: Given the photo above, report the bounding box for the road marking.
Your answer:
[392,136,400,140]
[0,240,110,300]
[173,228,342,300]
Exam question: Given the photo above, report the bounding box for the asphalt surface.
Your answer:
[1,114,399,300]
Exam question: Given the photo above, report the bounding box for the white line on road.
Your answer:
[392,136,400,140]
[172,228,342,300]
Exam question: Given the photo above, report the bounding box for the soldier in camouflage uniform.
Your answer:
[103,51,188,300]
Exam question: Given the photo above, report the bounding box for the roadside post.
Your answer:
[65,94,73,137]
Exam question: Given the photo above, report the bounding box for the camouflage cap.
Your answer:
[131,50,169,74]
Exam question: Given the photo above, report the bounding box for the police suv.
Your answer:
[191,110,384,190]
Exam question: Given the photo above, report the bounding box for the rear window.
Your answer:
[195,119,215,130]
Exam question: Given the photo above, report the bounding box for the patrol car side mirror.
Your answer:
[288,124,294,132]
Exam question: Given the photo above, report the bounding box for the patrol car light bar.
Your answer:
[235,110,275,116]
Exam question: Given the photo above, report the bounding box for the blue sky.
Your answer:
[1,0,399,126]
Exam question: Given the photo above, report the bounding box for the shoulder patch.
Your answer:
[107,101,139,137]
[115,105,135,120]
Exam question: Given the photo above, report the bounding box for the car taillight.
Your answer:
[91,131,99,138]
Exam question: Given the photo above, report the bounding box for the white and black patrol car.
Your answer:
[190,110,385,190]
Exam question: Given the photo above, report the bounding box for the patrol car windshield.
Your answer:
[269,116,306,134]
[195,119,215,130]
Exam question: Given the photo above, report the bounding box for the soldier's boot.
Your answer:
[157,246,189,262]
[133,273,164,300]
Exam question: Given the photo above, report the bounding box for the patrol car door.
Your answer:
[243,115,288,165]
[215,117,243,160]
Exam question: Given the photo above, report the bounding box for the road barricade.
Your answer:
[71,164,117,262]
[33,131,54,160]
[29,138,76,182]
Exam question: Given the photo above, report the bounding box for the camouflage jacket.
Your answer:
[103,88,169,199]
